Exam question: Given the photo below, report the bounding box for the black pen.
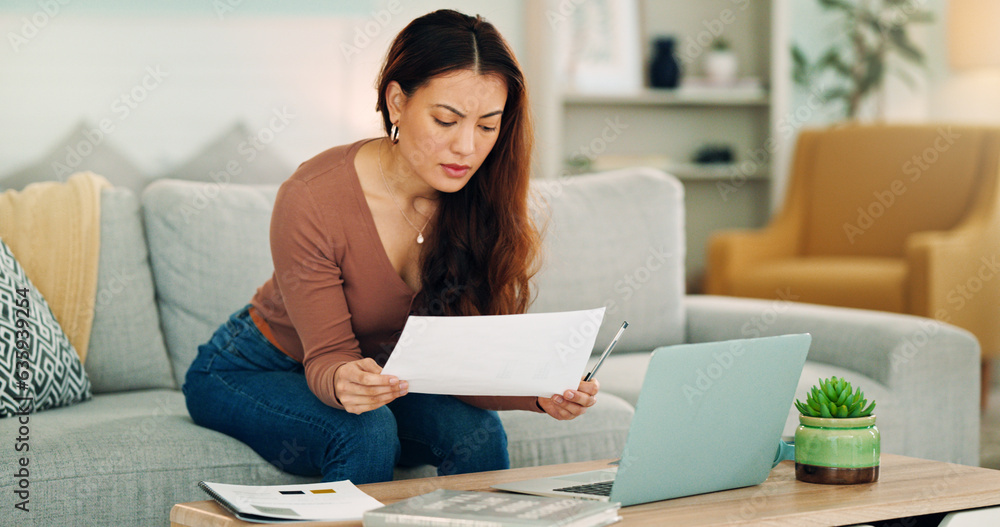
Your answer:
[583,321,628,382]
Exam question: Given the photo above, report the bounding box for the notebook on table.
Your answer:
[492,333,811,507]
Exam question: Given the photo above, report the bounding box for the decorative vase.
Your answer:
[649,37,680,89]
[704,50,738,85]
[794,415,880,484]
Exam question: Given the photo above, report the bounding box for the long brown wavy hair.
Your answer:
[375,9,539,316]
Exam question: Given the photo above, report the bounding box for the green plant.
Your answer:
[710,37,730,52]
[791,0,934,119]
[795,376,876,418]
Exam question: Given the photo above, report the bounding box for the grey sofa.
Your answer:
[0,168,980,527]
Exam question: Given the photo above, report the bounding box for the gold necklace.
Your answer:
[377,139,432,244]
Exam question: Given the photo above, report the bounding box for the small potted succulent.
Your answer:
[704,37,737,85]
[793,376,879,484]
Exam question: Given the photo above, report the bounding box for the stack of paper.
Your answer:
[199,480,383,523]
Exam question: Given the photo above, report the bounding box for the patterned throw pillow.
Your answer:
[1,238,92,417]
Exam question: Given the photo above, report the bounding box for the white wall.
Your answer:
[928,0,1000,124]
[0,1,524,177]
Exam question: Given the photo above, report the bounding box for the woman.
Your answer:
[183,9,599,484]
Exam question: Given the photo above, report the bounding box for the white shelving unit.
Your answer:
[562,87,769,107]
[525,0,792,292]
[660,163,769,181]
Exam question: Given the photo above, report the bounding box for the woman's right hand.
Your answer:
[333,358,408,414]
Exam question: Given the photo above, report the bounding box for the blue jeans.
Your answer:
[182,305,509,484]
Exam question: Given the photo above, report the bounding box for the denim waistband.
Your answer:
[248,304,288,354]
[214,304,301,372]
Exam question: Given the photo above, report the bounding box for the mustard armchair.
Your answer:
[705,124,1000,364]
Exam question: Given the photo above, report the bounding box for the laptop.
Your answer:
[492,333,810,507]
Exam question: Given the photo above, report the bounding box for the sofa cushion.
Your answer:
[0,390,312,527]
[408,393,634,476]
[500,391,634,468]
[731,257,907,313]
[1,238,92,416]
[583,352,654,408]
[529,169,686,354]
[85,187,175,393]
[394,392,635,480]
[0,120,148,196]
[142,180,278,387]
[163,122,292,186]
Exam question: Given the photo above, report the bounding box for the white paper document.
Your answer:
[381,307,606,397]
[199,479,383,523]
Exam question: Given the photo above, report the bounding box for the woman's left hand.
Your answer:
[537,379,599,420]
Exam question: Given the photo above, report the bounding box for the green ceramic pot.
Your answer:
[794,414,880,484]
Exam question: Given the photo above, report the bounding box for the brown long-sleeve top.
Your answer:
[250,139,541,413]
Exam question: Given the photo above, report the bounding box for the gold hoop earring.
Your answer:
[390,124,399,144]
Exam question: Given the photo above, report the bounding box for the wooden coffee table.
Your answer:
[170,454,1000,526]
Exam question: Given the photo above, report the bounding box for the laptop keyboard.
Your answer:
[553,480,614,496]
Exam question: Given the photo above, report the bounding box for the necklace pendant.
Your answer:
[417,233,424,244]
